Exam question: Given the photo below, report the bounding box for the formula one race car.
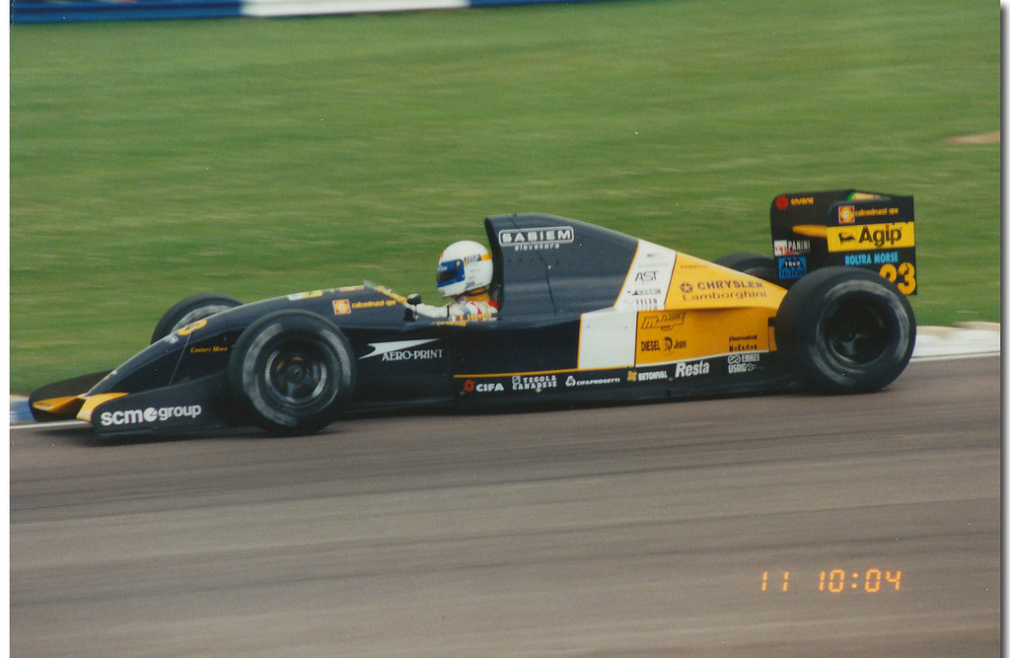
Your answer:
[29,190,917,439]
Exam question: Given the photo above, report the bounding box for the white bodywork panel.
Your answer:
[577,240,678,369]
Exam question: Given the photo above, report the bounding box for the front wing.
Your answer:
[31,372,238,440]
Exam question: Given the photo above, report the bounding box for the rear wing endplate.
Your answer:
[770,190,916,295]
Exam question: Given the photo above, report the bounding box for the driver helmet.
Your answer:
[436,240,494,299]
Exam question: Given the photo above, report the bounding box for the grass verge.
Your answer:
[11,0,999,392]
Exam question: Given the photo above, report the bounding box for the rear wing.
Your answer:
[770,190,916,295]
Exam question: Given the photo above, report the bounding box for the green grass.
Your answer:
[11,0,1000,393]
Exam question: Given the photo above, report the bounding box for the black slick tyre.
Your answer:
[228,310,356,435]
[774,267,915,393]
[152,293,243,343]
[714,252,780,285]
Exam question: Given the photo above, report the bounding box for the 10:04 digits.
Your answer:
[761,569,902,593]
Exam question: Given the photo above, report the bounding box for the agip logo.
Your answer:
[827,222,915,252]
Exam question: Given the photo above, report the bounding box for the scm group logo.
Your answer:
[100,405,203,426]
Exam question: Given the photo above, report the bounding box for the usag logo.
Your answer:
[728,353,760,374]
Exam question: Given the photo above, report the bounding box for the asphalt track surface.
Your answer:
[10,356,1000,657]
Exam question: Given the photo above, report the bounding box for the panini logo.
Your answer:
[99,405,203,427]
[499,227,574,251]
[773,239,811,256]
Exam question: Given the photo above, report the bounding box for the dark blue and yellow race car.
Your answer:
[29,190,917,439]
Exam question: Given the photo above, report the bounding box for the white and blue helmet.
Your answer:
[436,240,494,299]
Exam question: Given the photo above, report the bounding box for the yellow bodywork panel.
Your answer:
[77,393,129,422]
[635,307,777,366]
[638,253,782,366]
[664,253,786,311]
[33,393,129,422]
[791,224,829,239]
[32,395,86,417]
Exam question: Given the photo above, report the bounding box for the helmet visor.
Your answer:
[437,259,465,287]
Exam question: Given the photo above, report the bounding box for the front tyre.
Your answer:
[228,310,356,435]
[152,293,244,343]
[775,267,915,393]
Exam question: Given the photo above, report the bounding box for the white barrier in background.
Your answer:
[910,322,1001,362]
[12,0,603,23]
[242,0,465,18]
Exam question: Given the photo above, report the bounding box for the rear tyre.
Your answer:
[152,293,243,343]
[228,310,356,435]
[775,267,915,393]
[714,252,780,284]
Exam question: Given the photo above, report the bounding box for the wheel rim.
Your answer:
[262,338,334,407]
[821,298,890,366]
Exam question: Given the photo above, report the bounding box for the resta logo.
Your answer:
[674,361,710,378]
